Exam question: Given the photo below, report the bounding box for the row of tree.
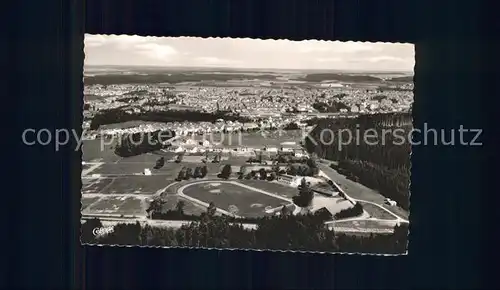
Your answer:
[90,107,252,130]
[176,165,209,181]
[304,113,411,209]
[305,114,412,171]
[114,129,172,157]
[312,101,350,113]
[334,202,364,220]
[286,164,319,177]
[292,178,314,208]
[237,167,278,181]
[82,208,408,254]
[273,154,308,164]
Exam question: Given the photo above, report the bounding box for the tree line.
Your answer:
[114,129,173,157]
[332,160,410,210]
[90,108,252,130]
[312,101,350,113]
[84,73,278,85]
[82,208,408,254]
[304,113,411,210]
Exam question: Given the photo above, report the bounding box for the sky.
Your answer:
[84,34,414,72]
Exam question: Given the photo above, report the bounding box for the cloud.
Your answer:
[297,41,376,54]
[84,34,414,71]
[134,43,178,59]
[84,35,107,48]
[315,57,342,63]
[367,56,406,63]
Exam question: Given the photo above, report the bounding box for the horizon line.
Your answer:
[84,64,413,74]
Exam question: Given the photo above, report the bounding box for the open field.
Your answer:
[382,204,409,220]
[86,176,175,195]
[318,163,409,219]
[92,161,179,177]
[182,182,290,218]
[330,219,400,233]
[82,164,93,171]
[81,197,101,210]
[358,201,396,220]
[237,180,299,199]
[82,178,115,193]
[82,139,122,163]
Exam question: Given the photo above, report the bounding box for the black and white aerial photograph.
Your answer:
[80,35,413,255]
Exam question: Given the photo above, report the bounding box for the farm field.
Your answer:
[81,197,101,210]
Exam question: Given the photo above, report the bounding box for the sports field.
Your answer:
[181,182,291,218]
[238,180,299,199]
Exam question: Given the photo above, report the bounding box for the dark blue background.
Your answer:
[8,0,493,289]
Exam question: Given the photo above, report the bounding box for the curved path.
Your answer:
[176,180,302,217]
[174,179,408,229]
[318,163,409,223]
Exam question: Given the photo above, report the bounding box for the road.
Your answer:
[82,160,408,234]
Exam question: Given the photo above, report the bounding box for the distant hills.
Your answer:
[83,66,413,85]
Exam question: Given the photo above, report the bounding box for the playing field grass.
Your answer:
[182,182,289,218]
[333,219,399,232]
[318,164,409,219]
[83,196,145,216]
[81,197,101,210]
[382,204,409,220]
[82,177,97,186]
[82,178,115,193]
[92,162,155,175]
[82,139,122,163]
[82,164,93,171]
[83,176,176,195]
[237,180,298,199]
[101,176,175,194]
[358,201,397,220]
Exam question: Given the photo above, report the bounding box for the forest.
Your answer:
[305,112,412,210]
[84,73,278,85]
[90,108,252,130]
